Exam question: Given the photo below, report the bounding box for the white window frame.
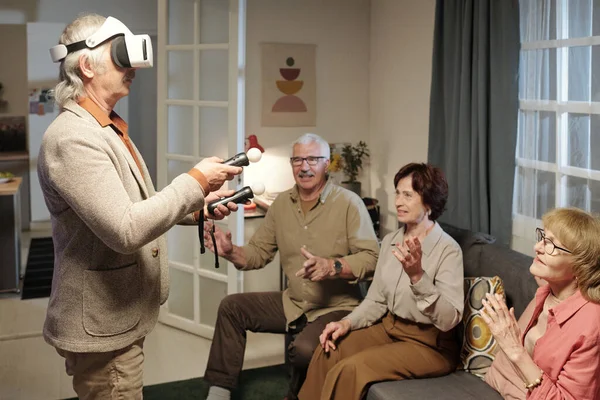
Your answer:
[513,0,600,252]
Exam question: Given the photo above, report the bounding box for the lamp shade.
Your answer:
[246,134,265,153]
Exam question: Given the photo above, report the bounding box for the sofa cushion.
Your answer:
[366,371,503,400]
[458,276,505,378]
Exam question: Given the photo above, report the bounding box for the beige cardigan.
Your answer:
[38,101,203,353]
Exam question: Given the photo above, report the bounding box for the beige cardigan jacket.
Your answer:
[38,101,204,353]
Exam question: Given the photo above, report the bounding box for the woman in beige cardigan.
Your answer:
[298,163,464,400]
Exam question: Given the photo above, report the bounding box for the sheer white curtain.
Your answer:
[513,0,600,254]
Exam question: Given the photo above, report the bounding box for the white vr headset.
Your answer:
[49,16,153,68]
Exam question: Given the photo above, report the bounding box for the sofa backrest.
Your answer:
[440,223,538,319]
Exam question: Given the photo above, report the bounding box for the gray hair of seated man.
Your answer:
[291,133,331,160]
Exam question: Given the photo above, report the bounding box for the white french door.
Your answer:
[156,0,246,338]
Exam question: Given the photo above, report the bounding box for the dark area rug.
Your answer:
[64,364,288,400]
[21,237,54,300]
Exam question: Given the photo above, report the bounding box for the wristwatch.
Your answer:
[332,259,343,276]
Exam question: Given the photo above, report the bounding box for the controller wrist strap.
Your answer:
[198,210,220,268]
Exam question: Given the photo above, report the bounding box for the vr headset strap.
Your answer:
[65,40,89,54]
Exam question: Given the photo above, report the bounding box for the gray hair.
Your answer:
[53,13,108,109]
[292,133,331,159]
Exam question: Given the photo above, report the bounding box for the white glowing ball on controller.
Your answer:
[251,182,265,195]
[247,147,262,163]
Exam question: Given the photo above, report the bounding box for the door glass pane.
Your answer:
[168,105,194,156]
[537,111,556,162]
[593,0,600,36]
[591,179,600,213]
[516,166,535,217]
[566,176,588,209]
[167,159,194,183]
[168,225,196,266]
[168,51,194,100]
[591,46,600,101]
[168,0,195,45]
[567,113,590,169]
[199,106,228,158]
[199,50,228,101]
[520,0,556,41]
[590,115,600,170]
[520,49,556,100]
[518,111,556,162]
[169,268,194,320]
[536,170,555,219]
[517,111,534,159]
[199,277,227,326]
[198,0,229,43]
[569,0,592,38]
[568,46,590,102]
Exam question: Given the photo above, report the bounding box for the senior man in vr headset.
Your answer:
[38,13,242,398]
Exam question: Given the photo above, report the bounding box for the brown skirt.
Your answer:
[298,312,458,400]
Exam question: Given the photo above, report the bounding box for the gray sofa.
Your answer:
[366,223,539,400]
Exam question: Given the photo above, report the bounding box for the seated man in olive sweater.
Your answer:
[203,133,380,400]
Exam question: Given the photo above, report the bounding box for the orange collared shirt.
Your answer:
[78,97,209,200]
[78,97,144,176]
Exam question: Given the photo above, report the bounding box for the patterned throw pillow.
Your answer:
[458,276,505,379]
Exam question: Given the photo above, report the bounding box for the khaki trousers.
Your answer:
[56,338,145,400]
[298,312,458,400]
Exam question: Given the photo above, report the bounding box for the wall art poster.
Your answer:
[261,43,316,127]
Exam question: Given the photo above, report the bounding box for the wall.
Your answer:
[243,0,371,194]
[0,0,157,33]
[0,24,30,229]
[368,0,436,235]
[0,25,28,116]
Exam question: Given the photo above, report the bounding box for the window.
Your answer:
[513,0,600,250]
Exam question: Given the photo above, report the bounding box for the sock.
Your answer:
[206,386,231,400]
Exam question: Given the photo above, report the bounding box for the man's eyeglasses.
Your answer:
[535,228,572,255]
[290,156,326,166]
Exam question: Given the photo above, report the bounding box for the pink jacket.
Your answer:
[524,285,600,400]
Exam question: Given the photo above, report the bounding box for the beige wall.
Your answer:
[369,0,436,235]
[0,0,156,32]
[243,0,371,194]
[0,24,28,117]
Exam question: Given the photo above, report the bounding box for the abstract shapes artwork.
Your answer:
[261,43,316,127]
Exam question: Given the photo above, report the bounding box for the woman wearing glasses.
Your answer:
[482,207,600,400]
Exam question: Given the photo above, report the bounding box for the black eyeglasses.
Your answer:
[535,228,572,255]
[290,156,326,166]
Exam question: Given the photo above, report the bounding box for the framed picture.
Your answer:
[261,43,316,127]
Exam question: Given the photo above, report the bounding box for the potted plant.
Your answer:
[329,141,369,196]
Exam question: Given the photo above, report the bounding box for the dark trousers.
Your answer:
[204,291,349,399]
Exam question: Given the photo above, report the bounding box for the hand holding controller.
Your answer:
[198,148,263,267]
[222,148,262,167]
[207,182,265,215]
